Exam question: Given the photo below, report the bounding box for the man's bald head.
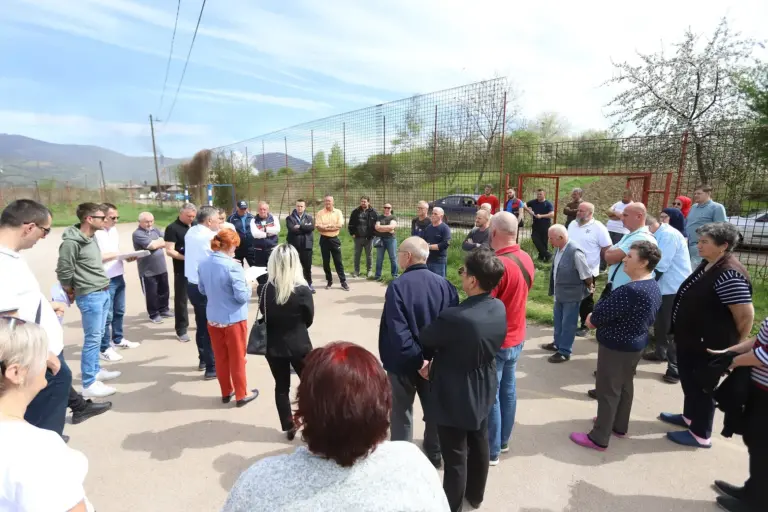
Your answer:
[622,202,647,232]
[399,236,429,265]
[548,224,568,249]
[138,211,155,230]
[489,211,519,251]
[576,202,595,224]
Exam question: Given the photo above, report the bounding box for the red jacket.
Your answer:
[477,194,500,214]
[491,245,535,348]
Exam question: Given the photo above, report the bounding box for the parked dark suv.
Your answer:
[428,194,480,226]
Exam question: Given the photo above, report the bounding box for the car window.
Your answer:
[462,197,476,208]
[756,214,768,223]
[441,196,461,206]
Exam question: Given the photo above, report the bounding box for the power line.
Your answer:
[162,0,207,128]
[157,0,182,114]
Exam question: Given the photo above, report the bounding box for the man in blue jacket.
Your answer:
[421,207,452,277]
[379,236,459,469]
[228,200,256,266]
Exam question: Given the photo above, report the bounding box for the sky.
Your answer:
[0,0,766,159]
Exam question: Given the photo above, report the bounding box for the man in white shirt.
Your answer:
[605,190,633,245]
[250,201,281,285]
[568,202,612,337]
[94,203,140,363]
[184,206,221,379]
[0,200,111,437]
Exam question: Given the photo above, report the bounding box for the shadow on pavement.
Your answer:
[343,307,383,320]
[334,294,386,305]
[519,480,717,511]
[122,420,292,461]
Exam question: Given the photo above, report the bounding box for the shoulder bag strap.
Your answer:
[608,261,622,283]
[35,300,42,324]
[259,282,268,323]
[500,252,532,291]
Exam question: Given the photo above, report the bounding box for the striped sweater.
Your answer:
[752,317,768,389]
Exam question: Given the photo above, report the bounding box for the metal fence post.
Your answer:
[343,122,348,223]
[383,115,387,203]
[432,105,438,200]
[674,131,689,198]
[498,91,507,195]
[311,129,316,201]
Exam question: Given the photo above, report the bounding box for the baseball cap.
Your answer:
[237,200,248,209]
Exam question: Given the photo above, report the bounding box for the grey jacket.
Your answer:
[548,242,592,302]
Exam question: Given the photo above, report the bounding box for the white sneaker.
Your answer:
[100,347,124,362]
[95,369,121,382]
[113,339,140,349]
[82,381,117,398]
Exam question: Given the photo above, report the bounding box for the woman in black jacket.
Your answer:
[420,248,507,512]
[257,243,314,440]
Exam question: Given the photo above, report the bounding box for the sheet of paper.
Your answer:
[51,283,71,306]
[244,266,268,283]
[117,250,151,261]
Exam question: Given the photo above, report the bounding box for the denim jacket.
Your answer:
[198,252,251,324]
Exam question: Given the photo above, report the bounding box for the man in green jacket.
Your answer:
[56,202,121,398]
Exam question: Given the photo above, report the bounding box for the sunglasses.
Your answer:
[90,215,106,220]
[384,206,392,209]
[36,224,51,236]
[109,216,119,221]
[673,202,682,206]
[458,266,466,276]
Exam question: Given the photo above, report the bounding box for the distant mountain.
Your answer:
[0,134,184,186]
[249,152,311,173]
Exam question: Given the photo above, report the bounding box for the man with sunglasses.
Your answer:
[57,203,121,399]
[0,200,111,437]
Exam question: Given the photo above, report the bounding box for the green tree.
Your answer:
[277,167,295,176]
[328,142,344,172]
[312,150,328,173]
[742,63,768,165]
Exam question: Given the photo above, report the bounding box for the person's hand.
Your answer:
[64,287,75,304]
[535,214,541,219]
[418,360,431,380]
[585,313,595,330]
[51,302,66,317]
[46,353,60,376]
[588,283,595,294]
[293,225,300,231]
[125,256,137,263]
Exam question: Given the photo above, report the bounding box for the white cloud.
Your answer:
[182,87,332,111]
[0,110,208,138]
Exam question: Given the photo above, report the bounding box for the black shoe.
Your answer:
[284,425,297,441]
[204,370,217,381]
[71,399,112,425]
[341,281,350,291]
[149,315,163,324]
[575,327,589,337]
[540,342,558,352]
[159,310,174,318]
[325,281,333,290]
[468,499,483,509]
[588,388,598,400]
[236,389,260,408]
[222,392,235,404]
[593,370,597,378]
[663,371,680,384]
[548,353,570,363]
[428,457,442,470]
[642,352,666,362]
[61,434,70,444]
[714,481,746,501]
[716,495,758,512]
[198,362,206,371]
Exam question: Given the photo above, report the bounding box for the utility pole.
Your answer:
[99,160,107,202]
[149,114,163,207]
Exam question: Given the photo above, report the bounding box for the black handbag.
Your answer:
[247,284,268,356]
[372,236,383,248]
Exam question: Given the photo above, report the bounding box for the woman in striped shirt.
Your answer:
[706,317,768,512]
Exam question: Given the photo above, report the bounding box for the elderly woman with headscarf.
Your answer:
[660,207,687,237]
[673,196,692,218]
[660,222,754,449]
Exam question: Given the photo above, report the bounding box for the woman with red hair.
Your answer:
[222,342,450,512]
[673,196,692,218]
[197,229,258,407]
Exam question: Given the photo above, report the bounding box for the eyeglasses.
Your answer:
[458,266,466,276]
[108,216,119,221]
[36,224,51,236]
[672,202,682,206]
[90,216,106,220]
[384,206,392,209]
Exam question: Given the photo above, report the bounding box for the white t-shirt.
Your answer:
[0,246,64,356]
[606,201,631,234]
[94,227,124,278]
[0,421,91,511]
[568,219,613,276]
[184,224,217,285]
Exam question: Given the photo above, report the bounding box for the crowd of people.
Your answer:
[0,180,766,511]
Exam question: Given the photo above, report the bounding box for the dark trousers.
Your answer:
[530,223,551,261]
[234,243,257,267]
[590,344,642,447]
[187,283,215,371]
[141,272,170,318]
[579,292,594,329]
[253,248,273,286]
[68,386,88,413]
[298,249,313,285]
[438,417,490,512]
[654,294,678,371]
[24,352,72,435]
[388,371,441,462]
[173,273,189,336]
[677,349,716,439]
[320,236,346,283]
[265,354,307,431]
[743,384,768,506]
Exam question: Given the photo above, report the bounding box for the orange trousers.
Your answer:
[207,321,248,401]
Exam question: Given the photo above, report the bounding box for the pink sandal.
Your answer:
[570,432,606,451]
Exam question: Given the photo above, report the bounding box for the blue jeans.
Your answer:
[375,238,398,279]
[101,275,126,351]
[24,351,72,435]
[488,342,524,459]
[553,299,580,356]
[76,290,110,388]
[427,261,446,277]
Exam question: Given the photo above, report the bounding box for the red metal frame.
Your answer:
[517,172,672,223]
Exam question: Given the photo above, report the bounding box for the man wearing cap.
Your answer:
[228,200,256,266]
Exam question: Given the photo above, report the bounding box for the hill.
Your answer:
[246,152,311,173]
[0,134,184,186]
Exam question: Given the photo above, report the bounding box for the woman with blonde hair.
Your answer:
[198,229,258,408]
[257,243,315,439]
[0,316,94,511]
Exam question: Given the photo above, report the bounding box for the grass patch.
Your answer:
[49,203,180,228]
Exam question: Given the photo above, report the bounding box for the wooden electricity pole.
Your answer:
[99,160,107,202]
[149,114,163,207]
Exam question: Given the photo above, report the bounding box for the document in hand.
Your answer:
[244,266,268,283]
[117,250,151,261]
